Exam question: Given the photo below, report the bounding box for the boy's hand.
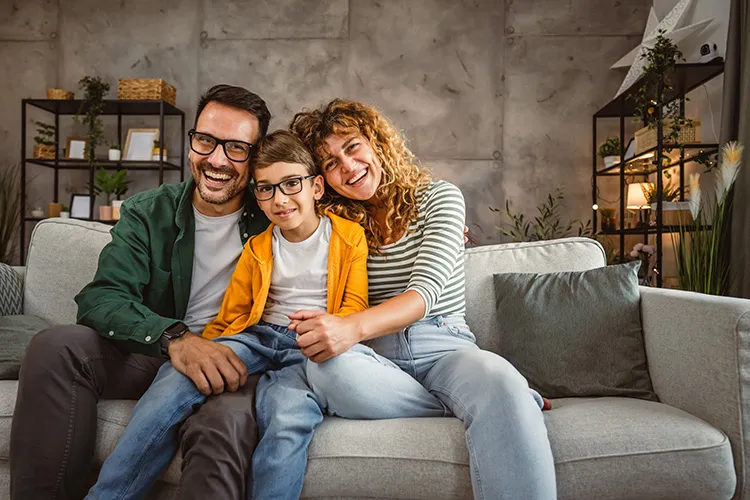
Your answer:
[289,310,359,363]
[168,332,248,395]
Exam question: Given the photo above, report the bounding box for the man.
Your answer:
[10,84,271,500]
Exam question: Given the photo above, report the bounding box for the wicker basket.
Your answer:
[634,120,701,154]
[46,88,74,100]
[33,144,56,159]
[117,78,176,106]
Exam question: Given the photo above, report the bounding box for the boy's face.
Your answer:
[254,161,324,236]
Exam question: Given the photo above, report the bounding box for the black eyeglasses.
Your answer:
[254,175,316,201]
[188,129,255,162]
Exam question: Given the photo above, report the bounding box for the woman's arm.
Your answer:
[293,182,466,362]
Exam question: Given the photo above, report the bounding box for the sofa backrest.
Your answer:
[24,219,113,325]
[24,220,606,351]
[464,238,605,353]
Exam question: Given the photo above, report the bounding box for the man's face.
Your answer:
[189,101,259,207]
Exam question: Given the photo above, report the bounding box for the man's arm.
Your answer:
[75,202,177,357]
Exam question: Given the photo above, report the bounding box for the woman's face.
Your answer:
[321,134,383,202]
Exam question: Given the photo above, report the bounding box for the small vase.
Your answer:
[59,211,70,219]
[109,149,121,161]
[99,205,113,221]
[111,200,124,220]
[48,202,62,218]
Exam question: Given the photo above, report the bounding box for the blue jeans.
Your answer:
[86,322,307,500]
[253,315,556,500]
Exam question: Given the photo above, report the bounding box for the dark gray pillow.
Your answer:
[493,261,657,401]
[0,315,50,379]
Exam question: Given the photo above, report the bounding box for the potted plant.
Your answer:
[108,143,121,161]
[33,121,57,160]
[60,204,70,218]
[75,76,111,171]
[152,139,167,161]
[599,207,616,232]
[598,137,621,169]
[92,168,130,220]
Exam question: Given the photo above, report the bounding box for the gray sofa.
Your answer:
[2,217,750,499]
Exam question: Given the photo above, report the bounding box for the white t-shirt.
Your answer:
[183,206,244,335]
[261,216,331,327]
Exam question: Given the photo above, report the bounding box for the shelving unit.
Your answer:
[592,61,724,287]
[19,98,186,264]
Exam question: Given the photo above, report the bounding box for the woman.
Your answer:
[251,99,556,500]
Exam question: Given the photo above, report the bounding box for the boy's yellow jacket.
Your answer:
[203,213,369,339]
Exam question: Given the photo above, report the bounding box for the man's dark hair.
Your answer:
[194,84,271,141]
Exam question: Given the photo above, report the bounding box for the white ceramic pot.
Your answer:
[59,211,70,218]
[603,156,620,169]
[109,149,121,161]
[30,208,45,218]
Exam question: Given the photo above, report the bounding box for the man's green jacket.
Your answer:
[75,179,269,357]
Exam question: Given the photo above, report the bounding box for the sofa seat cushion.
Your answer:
[547,397,736,500]
[0,386,735,499]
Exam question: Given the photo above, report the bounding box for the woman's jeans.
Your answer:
[254,315,556,500]
[85,322,313,500]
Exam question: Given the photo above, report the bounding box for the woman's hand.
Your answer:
[288,310,361,363]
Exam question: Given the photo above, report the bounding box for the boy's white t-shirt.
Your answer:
[183,206,244,335]
[261,216,331,327]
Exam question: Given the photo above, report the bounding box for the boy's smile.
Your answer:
[254,162,324,242]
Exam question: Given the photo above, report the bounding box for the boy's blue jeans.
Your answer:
[85,321,319,500]
[252,315,556,500]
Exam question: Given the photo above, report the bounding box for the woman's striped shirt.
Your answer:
[367,180,466,318]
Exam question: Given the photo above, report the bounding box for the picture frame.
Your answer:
[69,194,93,219]
[123,128,160,161]
[65,137,89,160]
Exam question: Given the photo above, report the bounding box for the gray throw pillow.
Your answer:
[493,261,657,401]
[0,315,50,379]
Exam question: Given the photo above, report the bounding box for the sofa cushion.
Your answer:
[464,237,606,355]
[0,385,735,499]
[493,261,656,400]
[0,264,22,316]
[547,397,736,500]
[24,219,112,325]
[0,315,49,379]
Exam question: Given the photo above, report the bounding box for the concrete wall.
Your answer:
[1,0,660,261]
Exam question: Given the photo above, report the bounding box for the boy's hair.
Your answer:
[252,129,319,177]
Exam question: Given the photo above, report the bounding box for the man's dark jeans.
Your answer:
[10,325,259,500]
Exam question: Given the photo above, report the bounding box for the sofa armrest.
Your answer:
[641,286,750,499]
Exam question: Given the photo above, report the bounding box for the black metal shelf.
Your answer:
[595,61,724,117]
[20,98,187,265]
[23,99,183,116]
[591,60,725,287]
[596,143,720,176]
[24,217,118,225]
[598,225,709,236]
[24,158,182,171]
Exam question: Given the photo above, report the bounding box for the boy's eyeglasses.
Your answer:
[188,129,255,162]
[254,175,316,201]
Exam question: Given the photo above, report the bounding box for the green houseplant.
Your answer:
[33,121,57,159]
[672,141,743,295]
[91,168,130,220]
[75,76,111,170]
[492,187,593,242]
[599,137,621,168]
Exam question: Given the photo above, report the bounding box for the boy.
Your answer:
[86,130,368,499]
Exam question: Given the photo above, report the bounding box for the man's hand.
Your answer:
[288,310,360,363]
[167,332,248,396]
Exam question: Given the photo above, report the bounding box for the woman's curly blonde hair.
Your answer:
[290,99,431,253]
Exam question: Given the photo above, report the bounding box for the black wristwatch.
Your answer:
[159,321,189,358]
